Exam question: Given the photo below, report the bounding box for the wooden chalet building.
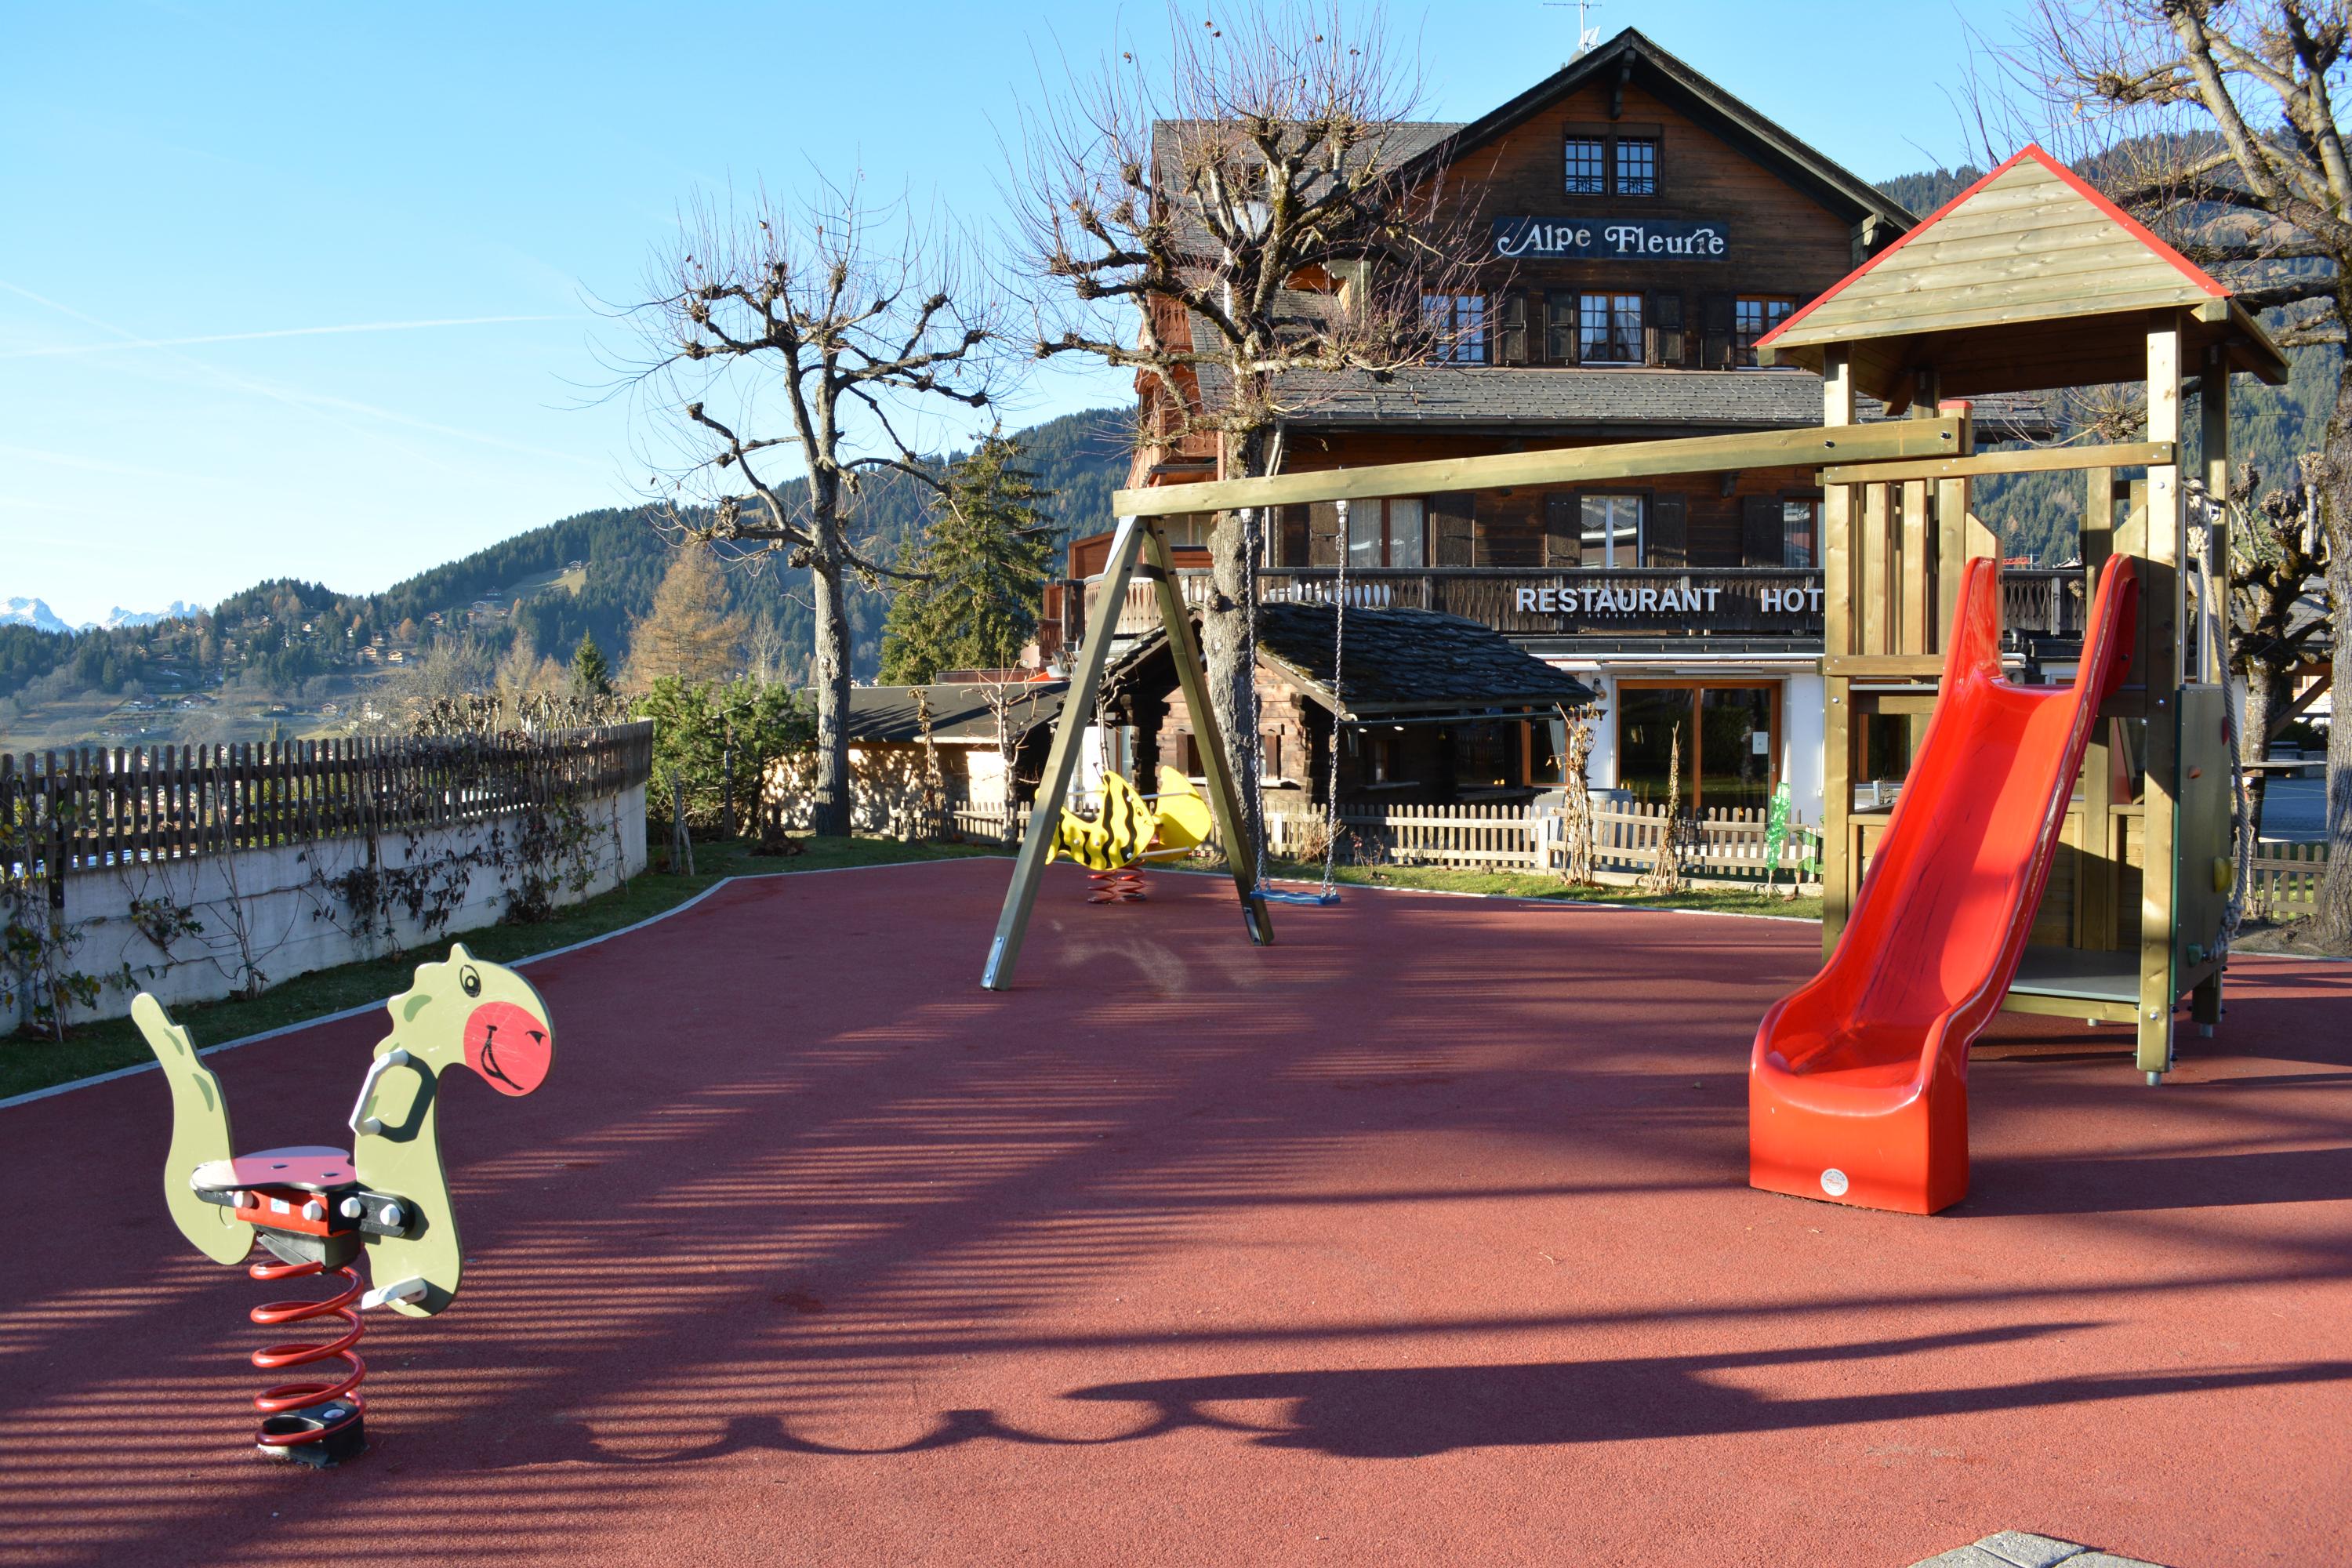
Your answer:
[1048,28,2067,826]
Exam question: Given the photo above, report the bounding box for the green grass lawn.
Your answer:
[0,834,1003,1102]
[3,833,1817,1103]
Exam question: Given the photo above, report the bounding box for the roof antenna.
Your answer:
[1544,0,1603,63]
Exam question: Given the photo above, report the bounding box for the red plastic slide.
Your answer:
[1749,555,2140,1214]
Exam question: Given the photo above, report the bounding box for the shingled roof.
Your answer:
[1110,604,1595,720]
[1757,144,2289,398]
[1192,363,2054,439]
[843,681,1065,745]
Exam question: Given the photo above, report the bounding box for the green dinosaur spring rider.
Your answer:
[137,942,553,1466]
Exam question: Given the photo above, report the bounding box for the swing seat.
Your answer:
[1261,886,1341,906]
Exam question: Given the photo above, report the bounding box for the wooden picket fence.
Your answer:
[931,788,1820,887]
[2,723,654,895]
[1332,801,1538,869]
[2248,842,2331,913]
[1321,797,1817,883]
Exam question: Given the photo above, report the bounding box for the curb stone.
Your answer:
[1909,1532,2167,1568]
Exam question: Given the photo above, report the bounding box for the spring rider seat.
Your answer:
[136,942,552,1465]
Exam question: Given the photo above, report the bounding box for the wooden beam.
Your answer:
[2138,319,2184,1076]
[1111,418,1961,517]
[1936,402,1974,651]
[1819,441,2174,486]
[2270,669,2334,733]
[1863,483,1892,657]
[1822,655,1947,678]
[982,517,1149,990]
[1821,347,1857,958]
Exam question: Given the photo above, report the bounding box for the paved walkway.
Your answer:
[2,861,2347,1566]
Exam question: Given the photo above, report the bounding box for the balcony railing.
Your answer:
[1038,565,2089,661]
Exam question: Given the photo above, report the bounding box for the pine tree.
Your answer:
[572,630,613,697]
[626,547,748,690]
[878,434,1059,684]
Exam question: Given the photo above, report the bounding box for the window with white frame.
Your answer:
[1580,495,1644,568]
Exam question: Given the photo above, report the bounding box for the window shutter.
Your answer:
[1650,492,1688,568]
[1700,293,1734,371]
[1649,293,1686,367]
[1432,492,1475,568]
[1278,504,1309,568]
[1740,495,1782,567]
[1307,501,1341,568]
[1544,493,1581,567]
[1499,292,1529,365]
[1546,292,1580,365]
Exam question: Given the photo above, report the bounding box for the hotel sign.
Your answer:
[1506,572,1824,637]
[1493,216,1730,260]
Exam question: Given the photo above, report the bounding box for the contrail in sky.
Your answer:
[0,315,572,359]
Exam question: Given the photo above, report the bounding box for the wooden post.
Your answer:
[2194,347,2231,1029]
[1861,485,1893,657]
[984,516,1152,989]
[1142,517,1272,946]
[1900,372,1938,655]
[1935,402,1976,648]
[2078,464,2122,954]
[2201,350,2231,687]
[2139,319,2185,1079]
[1821,348,1857,953]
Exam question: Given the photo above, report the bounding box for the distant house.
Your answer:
[1102,606,1595,812]
[765,680,1066,836]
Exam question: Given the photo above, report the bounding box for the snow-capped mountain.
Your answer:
[0,597,201,633]
[97,601,200,630]
[0,597,75,634]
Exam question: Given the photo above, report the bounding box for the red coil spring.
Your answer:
[1087,866,1148,904]
[246,1256,367,1450]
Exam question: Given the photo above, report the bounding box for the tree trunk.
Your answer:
[809,553,854,839]
[2242,660,2274,838]
[1201,426,1275,866]
[2308,380,2352,949]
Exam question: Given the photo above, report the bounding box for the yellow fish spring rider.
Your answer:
[1045,766,1214,903]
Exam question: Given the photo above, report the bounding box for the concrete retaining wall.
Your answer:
[13,782,645,1029]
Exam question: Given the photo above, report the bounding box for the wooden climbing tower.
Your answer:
[1758,144,2290,1080]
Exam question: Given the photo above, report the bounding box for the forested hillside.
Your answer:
[0,408,1130,748]
[1871,163,2341,565]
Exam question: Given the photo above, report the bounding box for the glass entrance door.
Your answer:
[1614,681,1780,814]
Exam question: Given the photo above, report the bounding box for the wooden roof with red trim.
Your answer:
[1756,145,2287,400]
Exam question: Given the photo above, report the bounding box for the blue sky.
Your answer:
[2,2,2022,625]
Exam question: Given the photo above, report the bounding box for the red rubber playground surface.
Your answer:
[4,860,2350,1567]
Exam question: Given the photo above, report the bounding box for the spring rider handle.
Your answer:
[347,1049,412,1137]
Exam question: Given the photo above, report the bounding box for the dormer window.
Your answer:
[1564,125,1662,197]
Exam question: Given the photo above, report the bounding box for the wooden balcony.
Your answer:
[1040,565,2087,661]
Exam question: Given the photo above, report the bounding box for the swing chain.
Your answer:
[1318,500,1348,898]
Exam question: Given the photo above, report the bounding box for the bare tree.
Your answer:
[628,180,1003,836]
[1981,0,2352,942]
[1011,2,1487,855]
[2232,459,2332,813]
